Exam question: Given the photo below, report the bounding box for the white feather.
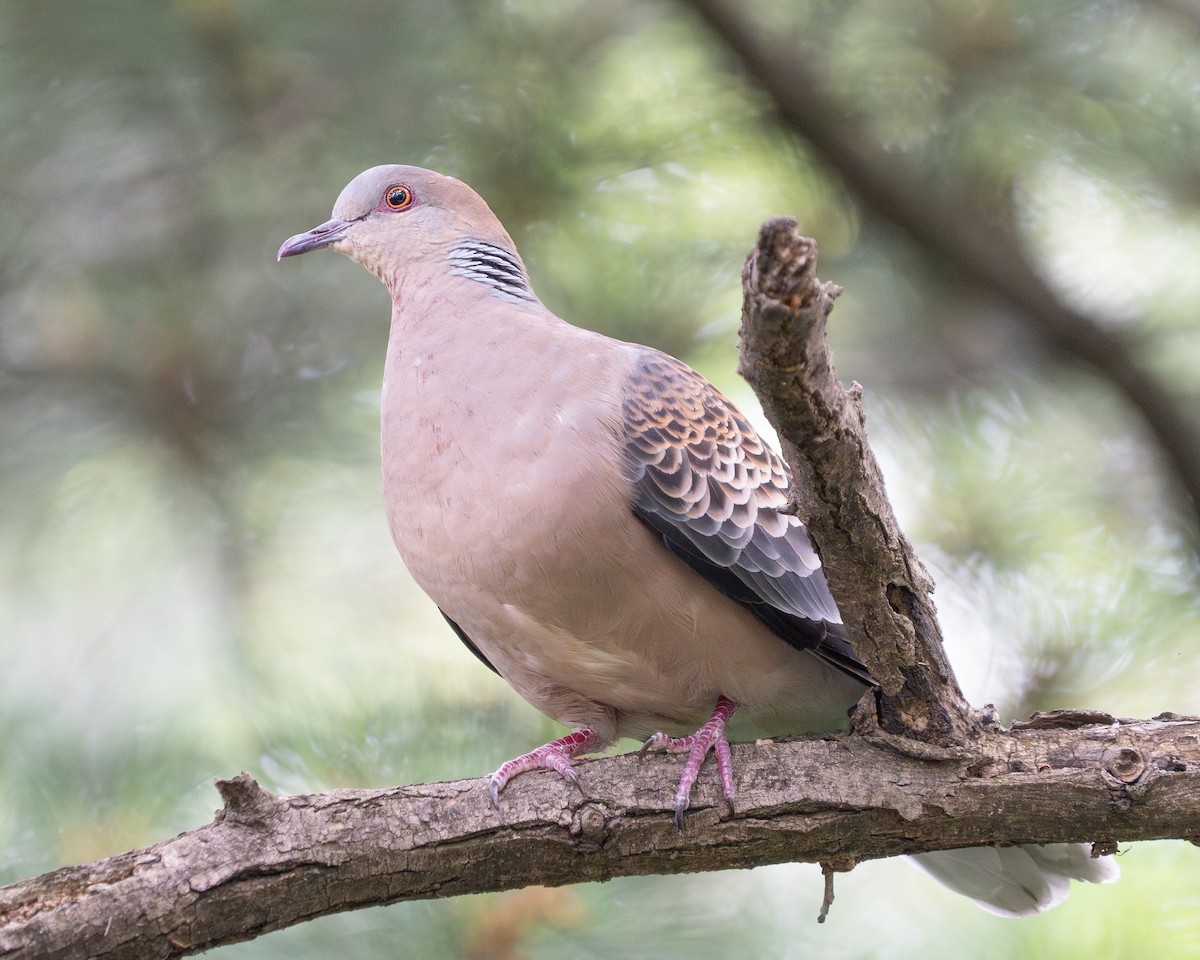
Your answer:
[911,844,1120,917]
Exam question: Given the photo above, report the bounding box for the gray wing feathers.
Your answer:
[622,350,870,682]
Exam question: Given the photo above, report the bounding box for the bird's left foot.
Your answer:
[639,695,740,828]
[487,728,607,807]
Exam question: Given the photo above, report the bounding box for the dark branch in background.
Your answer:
[2,715,1198,959]
[683,0,1200,535]
[1139,0,1200,41]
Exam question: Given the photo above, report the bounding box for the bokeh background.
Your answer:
[3,0,1200,956]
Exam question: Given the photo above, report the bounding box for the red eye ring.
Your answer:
[384,184,414,210]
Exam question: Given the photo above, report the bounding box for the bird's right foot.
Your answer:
[639,695,740,828]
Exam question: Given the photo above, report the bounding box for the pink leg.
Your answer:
[488,728,609,807]
[639,695,740,828]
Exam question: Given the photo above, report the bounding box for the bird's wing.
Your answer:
[441,609,500,675]
[621,350,874,686]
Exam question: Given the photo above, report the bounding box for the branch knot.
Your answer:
[215,773,280,826]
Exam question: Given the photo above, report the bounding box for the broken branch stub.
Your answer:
[736,217,973,742]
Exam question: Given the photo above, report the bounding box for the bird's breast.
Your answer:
[378,316,634,613]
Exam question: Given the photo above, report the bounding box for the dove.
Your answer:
[278,164,1118,916]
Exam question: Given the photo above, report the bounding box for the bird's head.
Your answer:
[278,165,516,289]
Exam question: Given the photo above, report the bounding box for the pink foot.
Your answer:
[639,695,740,828]
[488,728,608,807]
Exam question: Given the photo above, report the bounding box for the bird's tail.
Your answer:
[909,843,1120,917]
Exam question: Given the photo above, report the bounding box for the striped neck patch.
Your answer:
[448,239,536,304]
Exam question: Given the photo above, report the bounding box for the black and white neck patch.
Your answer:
[448,239,537,304]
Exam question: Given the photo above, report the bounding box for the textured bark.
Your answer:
[737,219,972,741]
[2,714,1199,959]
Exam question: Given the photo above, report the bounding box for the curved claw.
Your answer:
[639,731,678,757]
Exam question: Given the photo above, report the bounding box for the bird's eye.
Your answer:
[385,185,414,210]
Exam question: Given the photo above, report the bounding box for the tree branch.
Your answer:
[737,219,971,740]
[683,0,1200,533]
[3,715,1198,958]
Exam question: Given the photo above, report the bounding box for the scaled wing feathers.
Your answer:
[622,351,873,685]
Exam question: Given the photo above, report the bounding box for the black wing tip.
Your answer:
[439,609,501,676]
[632,504,874,686]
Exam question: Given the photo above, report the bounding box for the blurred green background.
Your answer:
[3,0,1199,956]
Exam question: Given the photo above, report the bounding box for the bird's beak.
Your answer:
[277,218,355,260]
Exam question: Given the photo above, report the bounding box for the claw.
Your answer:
[639,730,684,756]
[641,696,740,828]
